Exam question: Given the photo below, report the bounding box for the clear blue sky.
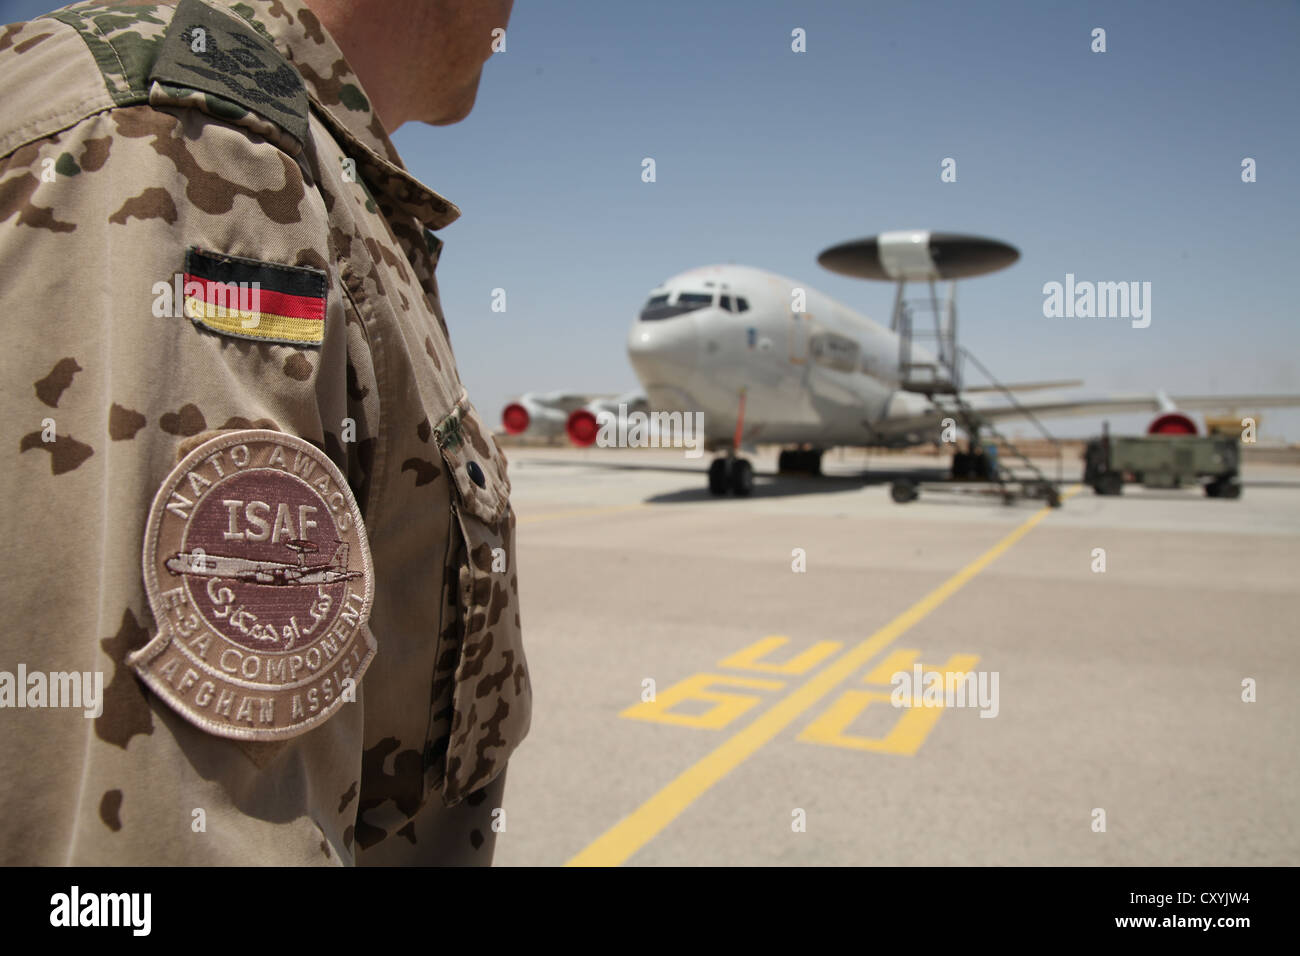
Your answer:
[6,0,1298,438]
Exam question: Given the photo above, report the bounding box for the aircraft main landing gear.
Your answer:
[708,457,753,497]
[951,448,995,480]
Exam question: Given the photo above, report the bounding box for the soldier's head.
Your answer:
[306,0,514,131]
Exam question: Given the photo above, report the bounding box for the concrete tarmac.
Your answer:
[490,447,1300,866]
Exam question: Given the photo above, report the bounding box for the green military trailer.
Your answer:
[1084,430,1241,498]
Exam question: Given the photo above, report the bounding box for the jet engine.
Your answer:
[500,393,571,440]
[565,408,600,446]
[1146,412,1198,435]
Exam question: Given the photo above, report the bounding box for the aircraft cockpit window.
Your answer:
[639,291,716,321]
[720,295,733,311]
[736,297,750,313]
[677,293,714,309]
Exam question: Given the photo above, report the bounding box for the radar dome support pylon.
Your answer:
[817,230,1063,505]
[816,229,1020,396]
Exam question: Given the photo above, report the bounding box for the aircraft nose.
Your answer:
[627,316,699,383]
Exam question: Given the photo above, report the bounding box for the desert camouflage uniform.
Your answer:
[0,0,530,865]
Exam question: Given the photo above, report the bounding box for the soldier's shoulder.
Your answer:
[0,0,309,161]
[0,6,127,159]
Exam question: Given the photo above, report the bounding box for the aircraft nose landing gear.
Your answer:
[708,456,754,496]
[707,386,755,496]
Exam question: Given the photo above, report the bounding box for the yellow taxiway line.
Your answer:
[567,486,1082,866]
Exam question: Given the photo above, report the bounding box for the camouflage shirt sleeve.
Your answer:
[0,13,366,864]
[2,0,532,866]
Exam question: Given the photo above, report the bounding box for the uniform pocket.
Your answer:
[429,398,532,805]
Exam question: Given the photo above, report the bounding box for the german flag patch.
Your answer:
[183,248,327,347]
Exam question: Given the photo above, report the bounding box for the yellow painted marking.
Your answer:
[517,503,650,525]
[620,674,785,729]
[567,491,1075,867]
[717,635,843,675]
[800,653,979,754]
[796,690,937,754]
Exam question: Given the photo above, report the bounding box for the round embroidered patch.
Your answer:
[130,430,376,740]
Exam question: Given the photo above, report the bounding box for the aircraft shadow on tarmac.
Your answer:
[518,456,1300,504]
[516,454,955,502]
[644,467,954,503]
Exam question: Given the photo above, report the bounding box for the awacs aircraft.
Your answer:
[165,540,361,587]
[503,231,1300,496]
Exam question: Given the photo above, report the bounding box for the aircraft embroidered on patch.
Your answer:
[183,248,328,346]
[131,430,375,740]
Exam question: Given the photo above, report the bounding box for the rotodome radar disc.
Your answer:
[818,231,1020,281]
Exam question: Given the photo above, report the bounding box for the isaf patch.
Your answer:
[184,248,327,347]
[131,430,376,741]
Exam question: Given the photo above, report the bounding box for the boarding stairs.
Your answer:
[893,291,1063,506]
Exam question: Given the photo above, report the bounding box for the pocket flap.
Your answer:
[434,399,510,524]
[428,398,531,806]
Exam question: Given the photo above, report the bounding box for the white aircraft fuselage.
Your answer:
[505,233,1300,464]
[627,264,938,450]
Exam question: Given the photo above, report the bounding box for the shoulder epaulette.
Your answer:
[47,0,308,148]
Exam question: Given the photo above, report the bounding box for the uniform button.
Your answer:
[467,461,486,488]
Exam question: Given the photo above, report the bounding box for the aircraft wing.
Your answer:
[522,392,620,412]
[502,389,648,442]
[961,392,1300,424]
[587,391,649,417]
[961,379,1082,394]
